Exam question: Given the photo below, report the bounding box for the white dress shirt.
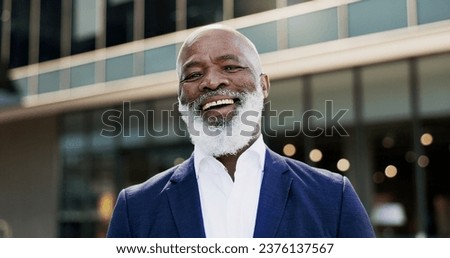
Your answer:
[194,135,266,238]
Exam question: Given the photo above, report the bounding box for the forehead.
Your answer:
[178,29,256,67]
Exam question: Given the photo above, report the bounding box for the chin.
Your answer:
[179,87,264,157]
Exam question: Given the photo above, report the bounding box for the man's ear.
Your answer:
[260,73,270,98]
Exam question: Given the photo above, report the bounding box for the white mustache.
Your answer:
[187,89,245,111]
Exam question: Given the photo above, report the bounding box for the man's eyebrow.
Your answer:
[182,60,202,70]
[216,54,240,62]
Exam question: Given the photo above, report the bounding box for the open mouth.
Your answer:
[201,98,239,111]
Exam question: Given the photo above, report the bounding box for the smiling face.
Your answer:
[177,26,269,125]
[176,26,270,157]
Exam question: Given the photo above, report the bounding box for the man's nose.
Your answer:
[199,71,230,91]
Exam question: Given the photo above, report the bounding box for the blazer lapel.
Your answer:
[165,157,206,238]
[253,149,292,237]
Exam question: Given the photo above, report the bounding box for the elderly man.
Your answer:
[107,25,375,238]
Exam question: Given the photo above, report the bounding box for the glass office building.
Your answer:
[0,0,449,237]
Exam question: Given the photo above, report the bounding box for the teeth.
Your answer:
[202,99,234,111]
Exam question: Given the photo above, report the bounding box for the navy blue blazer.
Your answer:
[107,148,375,238]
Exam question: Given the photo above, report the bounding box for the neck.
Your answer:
[216,134,259,181]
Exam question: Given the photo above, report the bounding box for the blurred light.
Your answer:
[283,144,296,157]
[173,157,185,166]
[373,171,385,184]
[420,133,433,146]
[417,155,429,168]
[371,202,406,226]
[309,149,323,162]
[385,165,398,178]
[1,10,11,22]
[337,158,350,172]
[98,192,115,222]
[0,219,13,237]
[405,151,416,163]
[382,136,395,148]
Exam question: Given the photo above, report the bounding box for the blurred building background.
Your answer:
[0,0,449,238]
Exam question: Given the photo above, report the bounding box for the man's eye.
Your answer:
[182,72,202,82]
[224,65,244,72]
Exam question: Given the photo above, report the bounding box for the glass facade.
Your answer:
[144,0,176,38]
[71,63,96,88]
[288,8,339,47]
[106,54,134,81]
[186,0,223,29]
[106,0,134,47]
[39,0,62,62]
[234,0,277,18]
[8,0,450,98]
[9,0,30,68]
[71,0,99,55]
[144,44,177,74]
[238,22,278,54]
[348,0,408,37]
[417,0,450,25]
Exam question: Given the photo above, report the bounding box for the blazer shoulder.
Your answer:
[123,157,190,202]
[270,150,344,186]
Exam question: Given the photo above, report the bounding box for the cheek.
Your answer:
[179,86,198,104]
[230,74,259,92]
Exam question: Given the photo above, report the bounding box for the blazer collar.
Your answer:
[164,149,292,238]
[253,149,293,237]
[165,156,206,238]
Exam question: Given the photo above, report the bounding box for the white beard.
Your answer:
[178,87,264,157]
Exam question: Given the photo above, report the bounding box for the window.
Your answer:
[106,54,134,81]
[106,0,134,47]
[71,0,100,54]
[186,0,222,29]
[288,8,338,48]
[234,0,276,18]
[417,0,450,25]
[348,0,407,37]
[311,70,354,126]
[144,0,176,38]
[144,44,177,74]
[39,0,62,62]
[238,22,278,54]
[38,71,60,94]
[71,63,96,88]
[9,0,30,68]
[362,61,410,122]
[287,0,311,6]
[418,53,450,117]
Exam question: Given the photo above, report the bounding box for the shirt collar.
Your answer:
[194,135,266,177]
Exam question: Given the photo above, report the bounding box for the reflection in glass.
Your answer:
[10,0,30,68]
[106,54,134,81]
[187,0,222,29]
[348,0,407,37]
[106,0,134,47]
[38,71,60,94]
[288,8,338,48]
[144,0,176,38]
[417,0,450,24]
[234,0,276,18]
[72,0,99,54]
[39,0,62,62]
[239,22,278,54]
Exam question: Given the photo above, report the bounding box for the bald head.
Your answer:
[176,25,263,80]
